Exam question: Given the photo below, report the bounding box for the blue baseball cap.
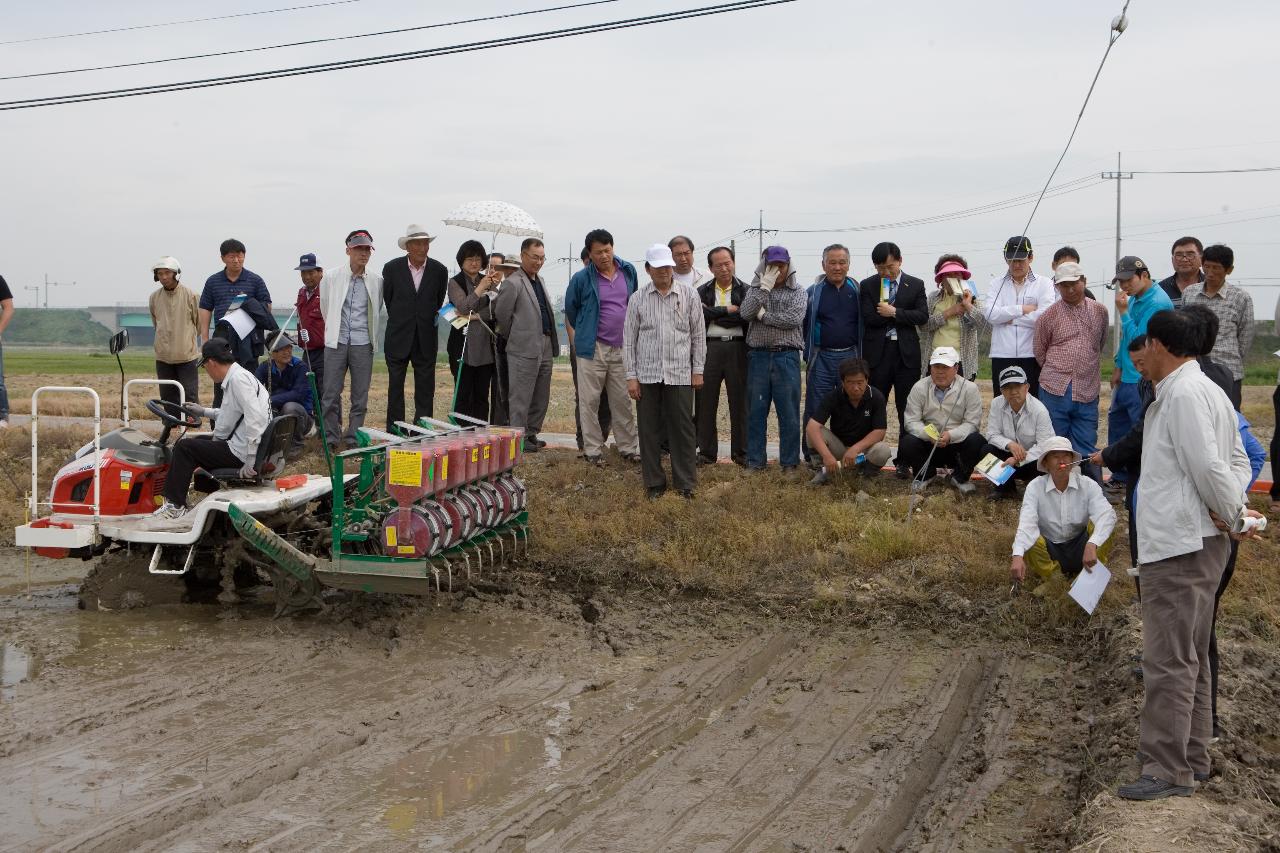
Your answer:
[294,253,321,271]
[763,245,791,264]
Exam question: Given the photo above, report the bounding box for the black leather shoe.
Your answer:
[677,489,694,500]
[1116,775,1193,800]
[646,487,666,500]
[894,464,911,480]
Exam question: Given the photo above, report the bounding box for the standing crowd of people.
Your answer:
[130,224,1274,805]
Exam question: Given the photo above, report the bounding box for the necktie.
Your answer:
[886,279,898,341]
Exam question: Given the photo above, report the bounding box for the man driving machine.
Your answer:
[151,338,271,521]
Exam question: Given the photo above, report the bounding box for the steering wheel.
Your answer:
[146,398,199,429]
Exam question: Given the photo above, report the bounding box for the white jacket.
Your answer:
[210,362,272,464]
[986,393,1056,463]
[319,264,384,352]
[1136,360,1250,564]
[982,271,1056,358]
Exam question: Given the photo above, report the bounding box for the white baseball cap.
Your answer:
[929,346,960,367]
[645,244,676,268]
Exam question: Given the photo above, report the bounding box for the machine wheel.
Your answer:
[266,565,325,617]
[78,548,187,611]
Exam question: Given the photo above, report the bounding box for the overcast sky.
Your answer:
[2,0,1278,323]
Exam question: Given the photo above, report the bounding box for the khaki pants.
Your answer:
[818,426,893,471]
[1139,534,1229,787]
[576,344,638,456]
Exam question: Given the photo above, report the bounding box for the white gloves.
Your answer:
[760,266,780,291]
[239,463,258,479]
[298,328,309,344]
[181,402,213,419]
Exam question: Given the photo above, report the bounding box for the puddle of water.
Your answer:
[2,642,36,700]
[376,729,546,833]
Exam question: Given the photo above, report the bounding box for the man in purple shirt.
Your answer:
[564,228,640,465]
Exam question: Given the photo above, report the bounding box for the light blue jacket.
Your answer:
[1115,285,1173,383]
[564,258,639,360]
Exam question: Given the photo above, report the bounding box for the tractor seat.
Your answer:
[192,414,298,493]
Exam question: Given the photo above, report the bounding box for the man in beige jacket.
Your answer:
[148,256,202,414]
[897,345,985,494]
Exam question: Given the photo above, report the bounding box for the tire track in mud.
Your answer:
[0,608,585,852]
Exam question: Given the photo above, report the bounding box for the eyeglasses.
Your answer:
[1173,251,1200,260]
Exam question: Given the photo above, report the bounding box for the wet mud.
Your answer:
[0,561,1094,852]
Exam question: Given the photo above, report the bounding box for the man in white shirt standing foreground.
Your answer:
[155,338,272,520]
[1118,309,1264,801]
[1008,436,1116,585]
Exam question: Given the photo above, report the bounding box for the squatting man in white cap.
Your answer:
[1008,436,1116,588]
[897,345,985,494]
[149,256,203,416]
[623,243,706,500]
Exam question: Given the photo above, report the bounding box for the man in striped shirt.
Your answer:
[1182,244,1253,410]
[624,244,706,499]
[1034,262,1109,482]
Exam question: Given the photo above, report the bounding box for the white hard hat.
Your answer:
[152,256,181,282]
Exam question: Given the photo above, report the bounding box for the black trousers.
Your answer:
[1272,386,1280,501]
[571,349,611,451]
[1228,379,1242,412]
[386,334,435,431]
[455,362,497,423]
[977,441,1041,492]
[990,356,1042,399]
[156,359,199,409]
[870,337,917,434]
[164,435,241,505]
[638,383,696,492]
[1208,539,1239,725]
[696,338,748,464]
[896,431,986,482]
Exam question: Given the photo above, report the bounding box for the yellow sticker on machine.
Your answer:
[509,438,516,460]
[397,545,416,555]
[387,449,421,487]
[483,445,490,460]
[385,526,397,547]
[440,455,448,480]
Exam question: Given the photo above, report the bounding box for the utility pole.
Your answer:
[40,273,76,308]
[1101,152,1134,267]
[23,285,39,305]
[744,209,777,259]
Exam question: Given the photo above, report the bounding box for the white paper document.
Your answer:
[1068,561,1111,615]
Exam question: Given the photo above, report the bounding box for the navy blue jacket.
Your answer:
[255,356,312,412]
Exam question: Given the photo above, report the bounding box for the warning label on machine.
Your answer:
[387,449,422,487]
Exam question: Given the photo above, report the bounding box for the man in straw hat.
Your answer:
[1008,436,1116,586]
[318,229,383,449]
[382,224,449,431]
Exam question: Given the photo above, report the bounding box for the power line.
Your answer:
[1127,166,1280,175]
[0,0,372,46]
[0,0,794,111]
[0,0,625,82]
[1015,0,1131,239]
[775,175,1104,234]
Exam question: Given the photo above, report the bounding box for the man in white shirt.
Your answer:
[319,230,384,450]
[668,235,711,288]
[156,338,272,520]
[982,365,1056,501]
[982,235,1056,397]
[1118,308,1261,801]
[1009,436,1116,584]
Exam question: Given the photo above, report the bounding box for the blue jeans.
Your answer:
[747,349,801,468]
[0,339,8,419]
[1107,381,1145,484]
[802,348,850,458]
[1040,382,1100,482]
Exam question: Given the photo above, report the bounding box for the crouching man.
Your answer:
[255,333,313,452]
[898,346,985,494]
[982,365,1056,501]
[805,357,892,485]
[151,338,271,522]
[1009,436,1116,586]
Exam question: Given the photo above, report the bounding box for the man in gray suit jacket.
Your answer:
[492,238,558,450]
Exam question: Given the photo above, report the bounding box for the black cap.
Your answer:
[199,337,236,366]
[1003,235,1032,260]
